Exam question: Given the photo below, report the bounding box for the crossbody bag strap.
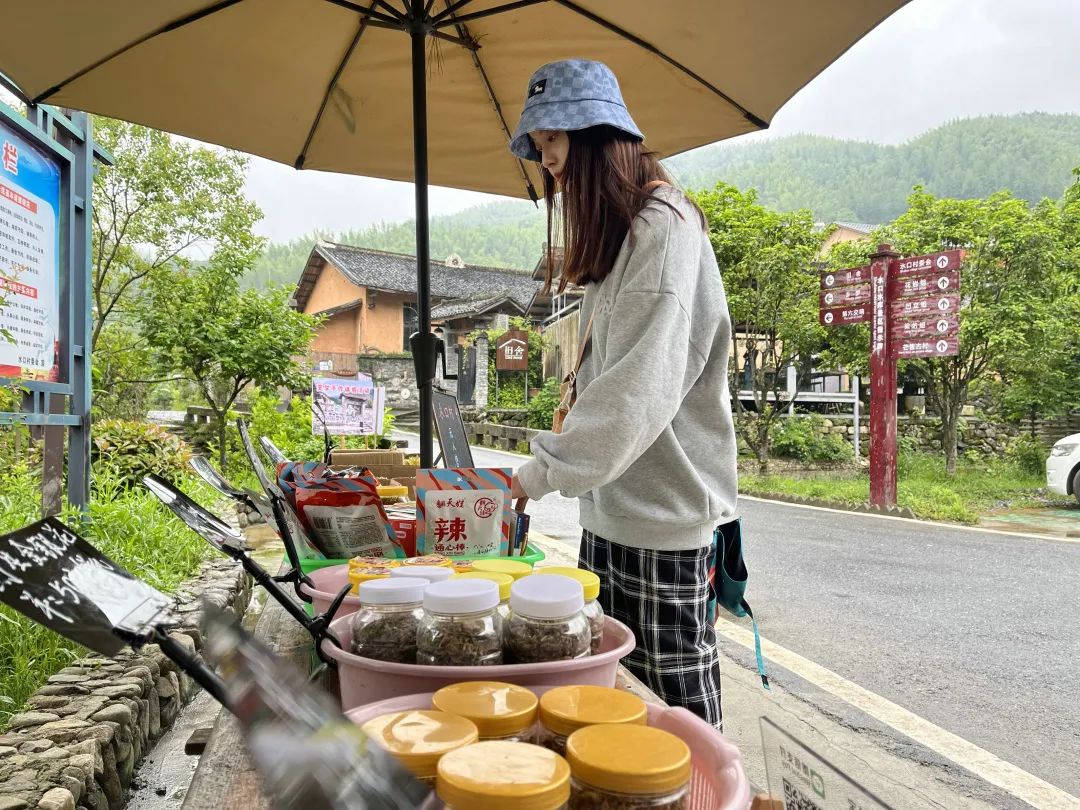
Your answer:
[573,311,595,377]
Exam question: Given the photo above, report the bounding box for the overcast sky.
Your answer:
[244,0,1080,244]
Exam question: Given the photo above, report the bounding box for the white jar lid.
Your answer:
[510,574,585,619]
[391,565,454,583]
[423,579,500,614]
[358,577,429,605]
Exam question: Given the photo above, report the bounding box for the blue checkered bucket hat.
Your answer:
[509,59,644,162]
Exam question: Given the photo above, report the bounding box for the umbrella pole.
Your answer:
[408,0,435,469]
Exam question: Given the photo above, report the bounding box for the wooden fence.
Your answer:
[542,309,580,382]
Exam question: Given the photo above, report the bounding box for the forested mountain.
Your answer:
[248,113,1080,289]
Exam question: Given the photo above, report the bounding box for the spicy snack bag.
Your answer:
[416,469,513,557]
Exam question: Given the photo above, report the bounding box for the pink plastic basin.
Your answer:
[347,689,751,810]
[324,615,636,709]
[298,564,361,619]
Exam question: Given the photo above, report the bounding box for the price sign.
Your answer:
[889,293,959,320]
[892,314,958,339]
[0,518,174,655]
[432,389,475,469]
[888,269,960,299]
[894,248,963,277]
[820,265,871,290]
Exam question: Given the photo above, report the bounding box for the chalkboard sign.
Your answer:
[432,390,474,469]
[0,518,173,655]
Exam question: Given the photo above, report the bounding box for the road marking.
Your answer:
[716,616,1080,809]
[738,494,1080,545]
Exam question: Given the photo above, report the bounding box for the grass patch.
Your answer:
[0,464,219,728]
[740,452,1054,524]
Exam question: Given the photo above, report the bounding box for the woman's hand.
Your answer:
[511,473,528,501]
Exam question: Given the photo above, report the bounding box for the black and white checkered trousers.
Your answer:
[579,529,723,730]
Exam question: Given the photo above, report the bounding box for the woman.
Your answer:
[509,59,738,729]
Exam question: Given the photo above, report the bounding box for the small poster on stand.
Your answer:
[312,376,384,437]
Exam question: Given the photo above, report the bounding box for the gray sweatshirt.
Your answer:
[517,187,738,551]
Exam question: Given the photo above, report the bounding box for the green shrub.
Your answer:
[527,377,561,431]
[1005,435,1046,477]
[771,416,850,463]
[92,419,192,489]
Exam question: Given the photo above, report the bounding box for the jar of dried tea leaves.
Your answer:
[505,575,590,664]
[535,567,605,654]
[437,740,570,810]
[432,681,538,743]
[417,579,503,666]
[537,686,647,757]
[565,724,691,809]
[452,571,513,621]
[350,578,428,663]
[390,564,455,583]
[361,709,478,786]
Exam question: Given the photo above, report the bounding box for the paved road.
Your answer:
[398,434,1080,800]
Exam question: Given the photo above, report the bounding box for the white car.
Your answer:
[1047,433,1080,505]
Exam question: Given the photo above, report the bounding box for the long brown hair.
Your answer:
[542,125,703,294]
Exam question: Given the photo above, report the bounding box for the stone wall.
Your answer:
[793,414,1022,456]
[355,354,417,410]
[0,559,252,810]
[463,419,538,454]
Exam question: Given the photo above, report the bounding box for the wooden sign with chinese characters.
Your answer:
[0,518,174,655]
[819,304,870,326]
[892,336,959,359]
[416,469,514,557]
[888,269,960,299]
[889,293,959,320]
[892,313,959,340]
[894,248,963,277]
[819,285,871,308]
[495,330,529,371]
[820,266,870,289]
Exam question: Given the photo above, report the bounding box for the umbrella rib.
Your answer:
[31,0,247,103]
[430,0,478,24]
[295,13,374,169]
[570,0,769,129]
[322,0,407,26]
[443,8,540,203]
[433,0,547,27]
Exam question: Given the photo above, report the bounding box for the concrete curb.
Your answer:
[744,490,918,520]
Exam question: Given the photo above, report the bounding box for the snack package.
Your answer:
[278,462,404,560]
[384,504,418,557]
[416,469,513,557]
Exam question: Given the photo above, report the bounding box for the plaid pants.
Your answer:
[579,530,723,729]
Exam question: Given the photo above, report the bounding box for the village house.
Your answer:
[292,242,542,376]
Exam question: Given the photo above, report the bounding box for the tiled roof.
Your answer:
[294,242,541,314]
[431,294,523,321]
[312,297,362,318]
[817,221,876,234]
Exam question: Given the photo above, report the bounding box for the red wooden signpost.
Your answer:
[820,244,963,506]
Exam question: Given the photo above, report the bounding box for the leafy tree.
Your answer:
[91,118,261,352]
[691,183,829,472]
[826,187,1059,475]
[140,262,319,471]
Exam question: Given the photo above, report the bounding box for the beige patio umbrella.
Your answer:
[0,0,909,464]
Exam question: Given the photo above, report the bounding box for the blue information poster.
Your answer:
[0,119,61,381]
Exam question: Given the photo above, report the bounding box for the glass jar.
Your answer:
[390,564,454,583]
[361,710,478,786]
[347,565,394,594]
[471,558,533,580]
[350,578,428,663]
[536,567,605,654]
[432,681,538,743]
[538,686,647,757]
[505,575,590,664]
[417,579,503,666]
[437,740,570,810]
[452,571,514,621]
[566,725,690,809]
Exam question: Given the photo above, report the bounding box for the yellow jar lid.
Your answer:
[377,485,410,499]
[349,556,402,569]
[452,571,513,602]
[361,710,478,780]
[535,566,600,601]
[566,724,690,795]
[404,554,454,567]
[437,741,570,810]
[471,559,533,580]
[538,686,647,738]
[450,560,475,574]
[347,567,393,593]
[432,681,538,739]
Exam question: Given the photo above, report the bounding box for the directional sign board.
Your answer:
[892,336,959,359]
[889,293,959,320]
[819,285,871,308]
[892,313,959,340]
[888,269,960,299]
[819,304,870,326]
[894,248,963,277]
[821,266,871,289]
